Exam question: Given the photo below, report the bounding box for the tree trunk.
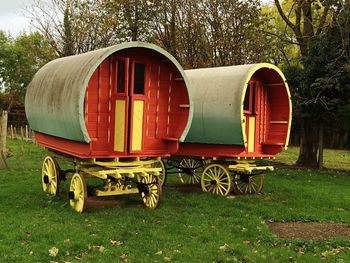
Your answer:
[296,116,318,168]
[317,122,324,169]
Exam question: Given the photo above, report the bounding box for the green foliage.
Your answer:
[0,140,349,262]
[261,1,301,66]
[307,7,350,129]
[0,31,56,109]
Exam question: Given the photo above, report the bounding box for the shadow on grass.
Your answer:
[166,184,202,193]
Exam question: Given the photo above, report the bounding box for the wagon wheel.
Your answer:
[140,174,162,209]
[152,159,167,187]
[69,173,88,213]
[234,173,265,194]
[42,156,60,196]
[178,158,204,185]
[201,164,232,196]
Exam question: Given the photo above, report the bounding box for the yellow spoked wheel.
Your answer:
[234,173,265,194]
[201,164,232,196]
[42,156,60,196]
[140,174,162,209]
[69,173,87,213]
[178,158,204,185]
[152,160,167,187]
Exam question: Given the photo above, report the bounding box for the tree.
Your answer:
[62,0,74,56]
[272,0,339,167]
[304,1,350,167]
[152,0,272,69]
[0,32,56,110]
[28,0,124,56]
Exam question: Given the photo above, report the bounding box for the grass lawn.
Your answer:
[275,146,350,171]
[0,140,349,262]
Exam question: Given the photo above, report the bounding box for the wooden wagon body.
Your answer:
[25,42,193,211]
[26,42,192,159]
[176,63,291,158]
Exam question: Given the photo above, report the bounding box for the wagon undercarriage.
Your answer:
[41,153,166,212]
[165,158,274,196]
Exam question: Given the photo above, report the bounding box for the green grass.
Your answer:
[0,140,349,262]
[276,146,350,170]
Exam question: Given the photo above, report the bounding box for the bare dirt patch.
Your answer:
[268,221,350,240]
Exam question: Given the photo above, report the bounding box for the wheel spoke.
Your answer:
[217,186,224,195]
[193,175,200,183]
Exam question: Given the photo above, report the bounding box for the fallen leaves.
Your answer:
[48,247,59,257]
[298,247,305,255]
[120,253,128,262]
[219,243,230,251]
[98,245,105,253]
[110,239,123,246]
[321,247,344,259]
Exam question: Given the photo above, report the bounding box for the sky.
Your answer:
[0,0,34,36]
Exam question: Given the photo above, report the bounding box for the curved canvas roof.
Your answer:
[184,63,292,146]
[25,42,193,143]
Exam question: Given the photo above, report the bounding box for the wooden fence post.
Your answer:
[25,125,29,142]
[10,125,14,139]
[0,111,9,169]
[20,126,24,140]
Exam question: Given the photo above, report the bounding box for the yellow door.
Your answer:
[113,59,146,153]
[131,100,144,151]
[129,61,146,152]
[114,99,126,152]
[113,58,128,153]
[247,116,255,153]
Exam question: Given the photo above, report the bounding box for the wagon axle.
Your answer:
[43,175,49,184]
[210,179,217,185]
[137,183,149,195]
[68,191,75,200]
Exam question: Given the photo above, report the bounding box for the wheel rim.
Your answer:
[69,173,87,213]
[201,164,231,196]
[140,174,162,209]
[234,173,265,194]
[152,160,167,187]
[42,156,60,196]
[178,158,204,184]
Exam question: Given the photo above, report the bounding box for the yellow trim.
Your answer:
[270,120,289,124]
[228,163,274,173]
[243,115,247,145]
[79,157,161,167]
[240,63,292,149]
[132,100,144,151]
[179,104,190,108]
[114,100,126,152]
[248,116,255,152]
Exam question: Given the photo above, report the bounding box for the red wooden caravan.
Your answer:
[25,42,193,211]
[170,63,292,196]
[26,42,192,159]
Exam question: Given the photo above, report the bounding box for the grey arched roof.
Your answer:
[25,42,193,143]
[184,63,291,146]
